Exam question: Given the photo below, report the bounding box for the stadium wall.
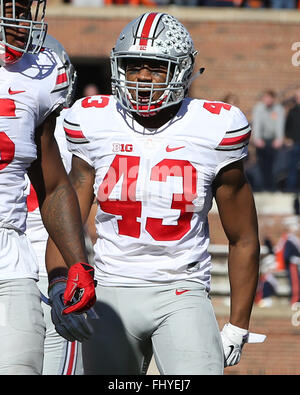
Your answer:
[46,5,300,119]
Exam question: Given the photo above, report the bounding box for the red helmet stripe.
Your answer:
[139,13,159,46]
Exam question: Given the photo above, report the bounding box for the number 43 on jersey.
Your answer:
[97,155,198,242]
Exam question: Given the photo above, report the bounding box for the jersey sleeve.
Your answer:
[54,109,73,173]
[38,50,69,123]
[214,106,251,177]
[63,100,92,166]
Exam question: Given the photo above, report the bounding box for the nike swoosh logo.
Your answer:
[8,88,26,95]
[69,274,79,297]
[175,289,190,295]
[166,145,185,152]
[73,274,79,282]
[70,283,78,297]
[227,345,235,358]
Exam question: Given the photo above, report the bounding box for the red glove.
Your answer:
[62,262,97,315]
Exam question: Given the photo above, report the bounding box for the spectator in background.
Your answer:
[202,0,243,5]
[245,0,265,6]
[72,0,103,5]
[173,0,199,6]
[284,88,300,192]
[252,90,285,191]
[244,141,264,191]
[103,0,157,4]
[283,234,300,305]
[276,216,300,305]
[269,0,296,8]
[83,83,100,97]
[222,92,240,106]
[255,238,278,308]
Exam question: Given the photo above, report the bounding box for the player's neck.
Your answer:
[132,103,181,129]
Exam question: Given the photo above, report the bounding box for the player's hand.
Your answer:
[63,262,97,315]
[220,322,249,367]
[48,281,93,342]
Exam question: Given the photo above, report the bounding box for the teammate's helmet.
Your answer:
[33,33,77,108]
[0,0,47,65]
[110,12,198,116]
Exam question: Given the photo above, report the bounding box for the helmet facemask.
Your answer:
[0,0,47,65]
[110,13,197,117]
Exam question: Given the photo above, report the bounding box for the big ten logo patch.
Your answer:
[112,143,133,153]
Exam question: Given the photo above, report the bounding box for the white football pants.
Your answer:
[38,276,84,375]
[82,280,224,375]
[0,278,45,375]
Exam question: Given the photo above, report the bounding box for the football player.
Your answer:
[0,1,96,374]
[25,33,90,375]
[47,12,260,374]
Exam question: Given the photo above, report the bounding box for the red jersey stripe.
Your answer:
[56,72,67,85]
[64,126,85,139]
[219,131,251,146]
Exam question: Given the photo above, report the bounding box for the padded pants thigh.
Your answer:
[82,286,152,375]
[152,294,224,375]
[0,279,45,375]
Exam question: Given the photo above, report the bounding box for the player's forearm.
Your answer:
[227,240,260,329]
[41,179,88,269]
[46,237,69,283]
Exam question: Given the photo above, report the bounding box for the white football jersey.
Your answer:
[64,95,250,289]
[0,49,68,280]
[26,109,72,277]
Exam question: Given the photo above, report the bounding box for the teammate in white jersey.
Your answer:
[25,34,85,375]
[0,1,96,374]
[47,12,260,374]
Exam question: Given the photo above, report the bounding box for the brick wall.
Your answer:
[217,309,300,375]
[46,5,300,119]
[208,212,289,247]
[148,303,300,375]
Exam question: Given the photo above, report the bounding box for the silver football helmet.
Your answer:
[110,12,198,116]
[0,0,47,65]
[33,33,77,107]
